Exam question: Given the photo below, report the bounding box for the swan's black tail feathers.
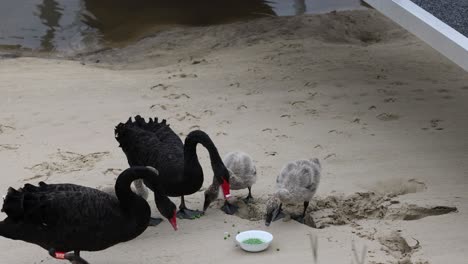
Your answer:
[115,115,173,142]
[132,115,169,133]
[22,183,41,192]
[1,183,54,223]
[1,187,24,220]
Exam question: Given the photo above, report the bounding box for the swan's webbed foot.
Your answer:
[48,249,89,264]
[291,201,316,227]
[243,196,253,204]
[243,188,254,204]
[148,217,163,226]
[242,187,253,204]
[221,201,238,215]
[177,208,204,220]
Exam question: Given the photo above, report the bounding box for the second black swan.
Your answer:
[0,166,177,264]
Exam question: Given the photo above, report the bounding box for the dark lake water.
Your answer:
[0,0,364,53]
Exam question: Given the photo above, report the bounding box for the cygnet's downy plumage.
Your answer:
[265,158,321,227]
[203,151,256,213]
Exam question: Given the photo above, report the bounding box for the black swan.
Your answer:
[0,166,177,264]
[115,115,236,219]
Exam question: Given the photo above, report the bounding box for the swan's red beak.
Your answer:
[221,178,231,200]
[170,211,178,231]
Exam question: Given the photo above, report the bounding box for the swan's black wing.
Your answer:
[115,116,185,185]
[1,183,126,251]
[119,115,181,145]
[21,181,89,193]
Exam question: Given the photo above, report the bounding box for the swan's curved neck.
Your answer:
[115,167,149,208]
[184,130,224,175]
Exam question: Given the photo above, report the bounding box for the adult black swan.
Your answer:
[0,166,177,264]
[115,115,236,219]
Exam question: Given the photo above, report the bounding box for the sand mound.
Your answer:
[223,179,457,229]
[74,9,409,69]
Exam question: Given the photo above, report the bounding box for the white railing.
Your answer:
[364,0,468,72]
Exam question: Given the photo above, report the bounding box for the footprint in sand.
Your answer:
[304,81,318,88]
[245,90,262,96]
[352,118,361,124]
[163,93,191,100]
[24,150,110,181]
[375,74,387,80]
[103,168,123,177]
[191,59,207,65]
[262,128,278,133]
[376,113,399,121]
[150,83,172,91]
[217,120,231,126]
[377,89,398,96]
[150,104,168,110]
[290,121,303,126]
[203,109,215,116]
[290,101,307,107]
[0,144,20,151]
[237,105,248,110]
[428,119,444,131]
[0,124,15,134]
[307,92,318,100]
[175,112,200,122]
[384,97,397,103]
[172,73,198,79]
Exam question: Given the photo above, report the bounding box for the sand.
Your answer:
[1,9,467,264]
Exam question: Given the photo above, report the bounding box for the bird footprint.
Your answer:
[0,144,19,151]
[0,124,15,134]
[164,93,191,100]
[150,84,172,90]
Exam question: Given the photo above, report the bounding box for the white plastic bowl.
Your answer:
[235,230,273,252]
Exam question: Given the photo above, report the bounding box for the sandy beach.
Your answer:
[1,9,467,264]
